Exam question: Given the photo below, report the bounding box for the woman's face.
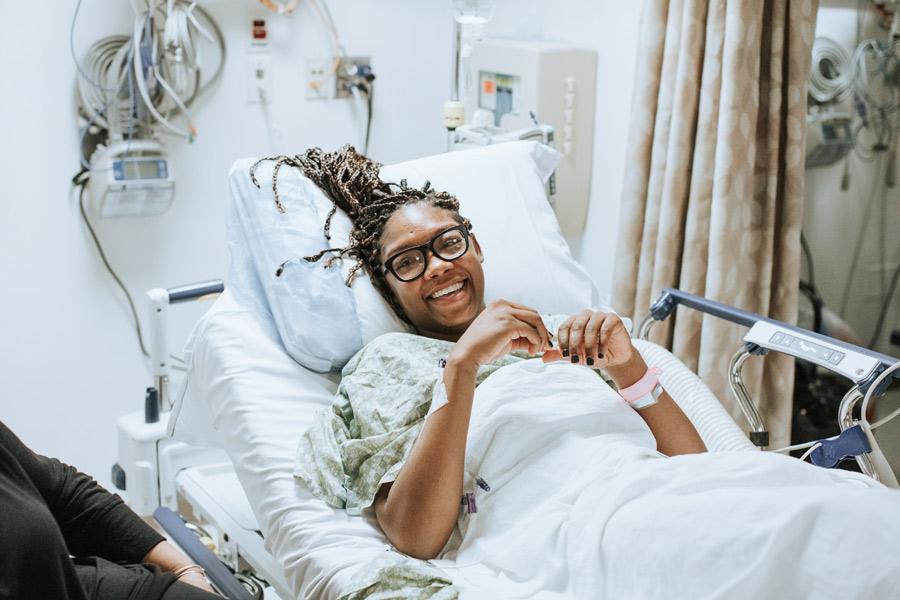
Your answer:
[379,203,486,340]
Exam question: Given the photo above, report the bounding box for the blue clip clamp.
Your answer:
[809,425,871,468]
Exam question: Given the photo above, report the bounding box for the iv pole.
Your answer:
[443,20,465,151]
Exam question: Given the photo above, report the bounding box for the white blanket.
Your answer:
[429,359,900,599]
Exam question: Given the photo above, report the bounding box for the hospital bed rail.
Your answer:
[154,506,259,600]
[638,287,900,481]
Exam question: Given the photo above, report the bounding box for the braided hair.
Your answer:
[249,145,469,325]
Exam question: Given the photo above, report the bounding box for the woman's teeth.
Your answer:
[430,281,464,299]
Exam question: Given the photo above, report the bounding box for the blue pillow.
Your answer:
[226,158,361,372]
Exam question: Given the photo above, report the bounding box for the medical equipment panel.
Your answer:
[464,39,597,239]
[743,321,881,383]
[88,140,175,218]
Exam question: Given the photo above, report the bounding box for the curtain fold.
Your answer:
[613,0,817,449]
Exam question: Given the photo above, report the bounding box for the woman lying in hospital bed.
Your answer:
[283,148,900,598]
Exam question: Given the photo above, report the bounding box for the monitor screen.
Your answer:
[113,159,168,181]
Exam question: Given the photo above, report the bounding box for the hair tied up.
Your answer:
[249,145,466,325]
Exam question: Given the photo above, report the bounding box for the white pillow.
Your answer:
[167,290,341,447]
[227,141,601,372]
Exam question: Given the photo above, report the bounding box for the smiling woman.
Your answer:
[280,145,706,560]
[379,206,485,341]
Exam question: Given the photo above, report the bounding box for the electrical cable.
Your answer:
[773,439,821,454]
[74,1,224,144]
[867,258,900,348]
[363,82,373,154]
[307,0,344,93]
[70,0,121,94]
[348,83,373,154]
[800,231,816,290]
[871,403,900,430]
[74,181,185,369]
[839,155,885,317]
[258,88,278,153]
[808,37,852,104]
[257,0,299,15]
[859,360,900,433]
[799,442,822,462]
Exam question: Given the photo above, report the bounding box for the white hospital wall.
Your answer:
[803,3,900,353]
[0,0,452,486]
[0,1,639,487]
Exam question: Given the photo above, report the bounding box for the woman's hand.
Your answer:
[543,311,644,384]
[177,571,217,594]
[143,541,218,595]
[447,299,553,372]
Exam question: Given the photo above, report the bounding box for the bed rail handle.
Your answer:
[639,288,900,392]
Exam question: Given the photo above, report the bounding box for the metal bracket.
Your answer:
[728,345,769,448]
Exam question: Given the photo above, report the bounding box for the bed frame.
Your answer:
[114,287,899,599]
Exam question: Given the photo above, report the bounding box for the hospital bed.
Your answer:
[115,142,899,599]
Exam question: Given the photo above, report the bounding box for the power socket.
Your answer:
[247,54,273,104]
[306,58,334,100]
[335,56,373,99]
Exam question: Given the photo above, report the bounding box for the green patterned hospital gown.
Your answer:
[293,316,611,598]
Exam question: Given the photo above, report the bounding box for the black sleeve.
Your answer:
[0,421,164,563]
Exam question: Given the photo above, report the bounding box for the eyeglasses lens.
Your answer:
[391,228,468,281]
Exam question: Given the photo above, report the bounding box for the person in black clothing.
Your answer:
[0,420,220,599]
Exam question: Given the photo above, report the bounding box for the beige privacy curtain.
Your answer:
[613,0,817,449]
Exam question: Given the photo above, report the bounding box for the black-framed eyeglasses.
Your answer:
[381,224,471,282]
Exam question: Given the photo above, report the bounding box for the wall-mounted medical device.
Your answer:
[454,122,557,199]
[806,111,853,168]
[74,1,224,215]
[87,140,175,218]
[462,39,597,239]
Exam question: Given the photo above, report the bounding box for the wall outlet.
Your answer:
[335,56,373,99]
[247,54,273,104]
[306,58,334,100]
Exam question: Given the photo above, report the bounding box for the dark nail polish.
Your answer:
[598,352,604,359]
[562,349,569,357]
[587,357,594,366]
[571,355,579,363]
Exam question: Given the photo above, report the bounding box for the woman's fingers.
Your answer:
[509,307,552,351]
[557,316,574,359]
[598,313,625,362]
[584,312,606,366]
[566,310,593,364]
[555,310,623,367]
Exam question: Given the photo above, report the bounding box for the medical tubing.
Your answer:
[131,14,190,138]
[840,155,885,317]
[305,0,344,91]
[799,442,823,462]
[859,359,900,431]
[364,82,374,153]
[70,0,121,94]
[870,403,900,430]
[800,231,816,290]
[772,439,820,454]
[75,184,186,369]
[77,184,150,359]
[123,1,224,139]
[809,37,852,103]
[868,258,900,348]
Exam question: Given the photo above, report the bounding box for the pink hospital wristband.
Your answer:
[617,366,663,410]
